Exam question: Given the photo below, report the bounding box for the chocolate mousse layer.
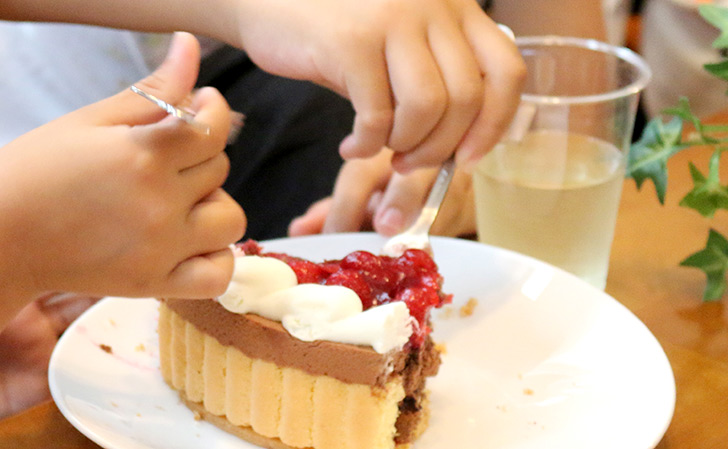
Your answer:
[163,299,440,389]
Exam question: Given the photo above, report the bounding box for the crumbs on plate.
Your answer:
[436,297,479,319]
[99,343,113,354]
[437,306,454,319]
[459,298,478,317]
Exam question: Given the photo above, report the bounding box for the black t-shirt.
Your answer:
[197,47,351,241]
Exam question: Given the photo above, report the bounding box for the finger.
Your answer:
[384,23,447,156]
[323,150,394,232]
[391,20,484,171]
[185,86,233,159]
[37,294,99,335]
[457,15,526,169]
[166,247,235,299]
[366,190,384,220]
[179,151,231,204]
[186,189,246,254]
[288,198,332,236]
[131,87,232,170]
[337,44,394,160]
[84,32,201,127]
[372,168,439,236]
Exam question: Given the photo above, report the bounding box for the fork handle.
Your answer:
[407,157,456,234]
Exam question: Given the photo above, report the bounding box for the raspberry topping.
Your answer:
[237,241,452,347]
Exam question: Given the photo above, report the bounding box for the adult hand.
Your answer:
[289,150,476,238]
[235,0,525,172]
[0,293,98,419]
[0,33,246,321]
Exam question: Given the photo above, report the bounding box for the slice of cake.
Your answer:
[158,240,451,449]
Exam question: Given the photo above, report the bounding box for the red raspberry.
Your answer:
[341,251,393,291]
[400,249,437,272]
[397,287,439,347]
[288,259,329,284]
[324,271,375,309]
[245,240,449,348]
[238,240,263,255]
[267,253,329,284]
[340,251,381,271]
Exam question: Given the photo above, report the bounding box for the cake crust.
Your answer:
[160,303,414,448]
[159,303,435,448]
[179,394,415,449]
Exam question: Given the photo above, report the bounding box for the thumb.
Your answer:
[86,32,201,126]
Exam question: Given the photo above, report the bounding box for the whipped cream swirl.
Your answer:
[217,255,413,353]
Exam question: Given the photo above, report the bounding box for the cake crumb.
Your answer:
[372,388,388,399]
[459,298,478,317]
[108,319,116,327]
[434,343,448,355]
[193,411,202,421]
[135,343,146,352]
[110,401,118,408]
[523,388,534,396]
[438,306,454,319]
[99,344,113,354]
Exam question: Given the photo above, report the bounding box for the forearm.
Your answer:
[490,0,607,40]
[0,187,41,331]
[0,0,242,47]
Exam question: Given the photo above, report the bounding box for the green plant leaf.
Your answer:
[705,60,728,85]
[663,98,720,143]
[700,4,728,48]
[663,98,701,125]
[680,151,728,217]
[628,116,688,203]
[680,229,728,301]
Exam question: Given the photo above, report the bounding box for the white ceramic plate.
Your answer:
[49,233,675,449]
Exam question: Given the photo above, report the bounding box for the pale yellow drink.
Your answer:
[473,130,625,289]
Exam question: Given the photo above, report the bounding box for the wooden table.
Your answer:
[1,136,727,449]
[608,137,728,448]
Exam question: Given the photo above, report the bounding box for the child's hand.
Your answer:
[0,33,246,308]
[234,0,525,172]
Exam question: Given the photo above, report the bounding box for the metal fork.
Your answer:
[130,85,245,144]
[381,157,456,257]
[381,24,512,256]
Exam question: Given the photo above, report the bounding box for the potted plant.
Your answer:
[628,4,728,301]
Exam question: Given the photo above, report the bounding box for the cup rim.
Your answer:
[515,35,653,105]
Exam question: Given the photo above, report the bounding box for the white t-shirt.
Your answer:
[641,0,728,118]
[0,23,174,146]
